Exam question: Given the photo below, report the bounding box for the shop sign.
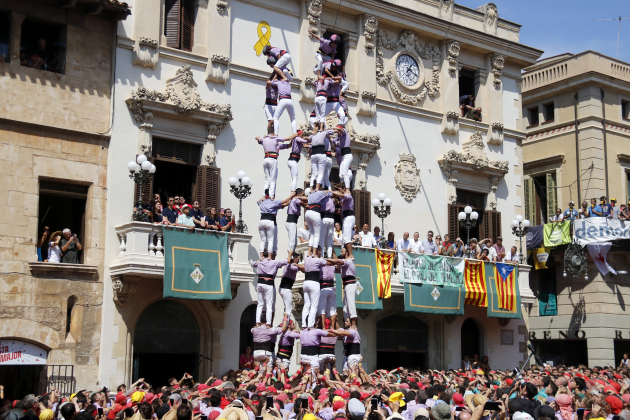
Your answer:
[529,330,586,340]
[0,340,48,365]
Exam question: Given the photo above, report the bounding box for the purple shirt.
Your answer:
[259,198,283,214]
[287,197,302,215]
[291,137,308,155]
[321,196,336,214]
[319,39,337,56]
[253,259,288,276]
[269,47,284,58]
[327,80,342,97]
[259,135,284,153]
[271,79,292,98]
[282,263,299,280]
[310,129,334,147]
[320,334,337,345]
[300,328,329,347]
[308,191,332,207]
[320,265,336,281]
[251,326,282,342]
[335,146,342,165]
[342,329,361,344]
[341,259,355,277]
[341,194,354,211]
[304,256,327,273]
[315,78,331,92]
[338,129,350,149]
[279,330,300,347]
[266,84,278,100]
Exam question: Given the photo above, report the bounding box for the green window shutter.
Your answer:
[524,178,536,225]
[546,173,557,222]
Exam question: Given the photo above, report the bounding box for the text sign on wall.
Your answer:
[0,340,48,365]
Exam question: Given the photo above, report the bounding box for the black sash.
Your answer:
[344,342,360,356]
[312,145,325,155]
[342,210,355,218]
[261,213,277,223]
[258,275,275,286]
[289,153,301,162]
[265,99,277,106]
[327,96,340,102]
[316,90,327,97]
[341,147,351,156]
[301,345,318,356]
[287,214,299,223]
[265,152,278,159]
[319,343,335,355]
[322,211,334,219]
[304,271,320,281]
[277,345,293,359]
[307,204,321,213]
[279,276,295,289]
[320,278,335,289]
[253,341,275,353]
[342,275,356,286]
[279,95,291,100]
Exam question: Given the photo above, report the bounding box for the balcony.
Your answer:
[110,222,255,284]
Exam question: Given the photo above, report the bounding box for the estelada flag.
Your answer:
[464,260,487,307]
[494,263,517,311]
[376,249,395,299]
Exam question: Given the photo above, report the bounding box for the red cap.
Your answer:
[596,379,606,386]
[198,384,209,391]
[333,401,345,411]
[399,383,409,389]
[605,396,623,414]
[604,386,617,394]
[505,378,513,386]
[267,386,278,394]
[209,412,221,420]
[453,393,465,407]
[610,382,621,392]
[284,384,291,390]
[360,393,370,401]
[277,394,289,402]
[115,393,127,405]
[213,380,223,387]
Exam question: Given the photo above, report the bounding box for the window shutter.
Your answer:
[524,177,536,226]
[448,204,460,241]
[134,156,154,204]
[181,0,194,52]
[491,211,501,243]
[479,210,490,241]
[153,138,200,166]
[194,166,221,215]
[352,190,371,231]
[546,173,557,222]
[165,0,181,48]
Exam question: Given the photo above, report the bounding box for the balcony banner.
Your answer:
[573,218,630,245]
[162,228,232,300]
[543,221,571,247]
[485,262,521,319]
[334,247,383,311]
[403,282,465,315]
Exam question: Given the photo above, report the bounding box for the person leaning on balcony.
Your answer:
[176,205,196,230]
[61,229,82,264]
[451,237,465,258]
[133,192,154,222]
[492,237,506,261]
[468,238,481,259]
[563,201,578,222]
[204,207,221,230]
[162,197,179,225]
[421,231,438,255]
[439,234,452,256]
[591,198,603,217]
[153,203,163,224]
[504,246,519,264]
[48,231,63,263]
[219,208,236,232]
[578,201,591,218]
[190,200,207,229]
[550,208,564,223]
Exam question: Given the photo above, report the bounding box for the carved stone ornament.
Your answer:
[357,91,377,117]
[126,65,233,125]
[439,131,509,177]
[357,309,371,320]
[300,77,317,104]
[112,276,137,306]
[446,41,460,77]
[206,54,230,84]
[438,0,454,20]
[498,318,510,327]
[133,37,159,69]
[376,29,441,107]
[292,291,304,314]
[216,0,228,15]
[477,3,499,34]
[487,121,504,145]
[213,300,231,312]
[492,55,505,89]
[363,15,379,54]
[441,110,460,135]
[394,153,421,201]
[444,314,457,324]
[307,0,324,38]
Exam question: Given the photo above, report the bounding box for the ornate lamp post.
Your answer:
[228,171,252,233]
[372,193,392,249]
[510,215,530,264]
[458,206,478,257]
[127,154,156,222]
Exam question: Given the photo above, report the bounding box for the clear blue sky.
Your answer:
[457,0,630,63]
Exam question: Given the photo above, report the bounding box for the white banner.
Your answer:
[0,340,48,365]
[573,218,630,245]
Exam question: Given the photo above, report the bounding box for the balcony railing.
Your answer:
[110,222,255,283]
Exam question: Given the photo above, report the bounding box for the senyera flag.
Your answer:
[376,249,395,299]
[464,260,487,307]
[494,263,517,311]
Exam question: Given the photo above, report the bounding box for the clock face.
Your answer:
[396,54,420,87]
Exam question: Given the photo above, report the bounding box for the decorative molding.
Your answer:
[445,168,458,204]
[112,275,138,306]
[446,41,460,77]
[491,54,505,89]
[498,317,510,328]
[216,0,228,15]
[444,314,457,324]
[204,122,228,165]
[363,15,378,54]
[438,0,454,21]
[206,54,230,84]
[292,291,304,314]
[132,37,159,69]
[126,65,233,126]
[213,300,231,311]
[375,29,441,107]
[307,0,324,38]
[477,3,499,35]
[357,91,377,117]
[29,262,98,279]
[357,309,371,319]
[438,131,509,179]
[394,153,421,201]
[489,175,500,210]
[525,124,574,142]
[300,77,316,104]
[487,121,504,145]
[441,110,460,135]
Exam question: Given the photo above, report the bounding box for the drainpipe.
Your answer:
[601,89,610,198]
[573,94,581,204]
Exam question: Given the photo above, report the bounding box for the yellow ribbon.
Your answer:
[254,21,271,56]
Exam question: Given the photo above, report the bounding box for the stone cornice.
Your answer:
[523,154,565,171]
[523,73,630,102]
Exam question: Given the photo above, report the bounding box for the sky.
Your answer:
[456,0,630,63]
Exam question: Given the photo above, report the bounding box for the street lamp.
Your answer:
[228,171,252,233]
[372,193,392,249]
[511,215,530,264]
[458,206,478,257]
[127,154,156,222]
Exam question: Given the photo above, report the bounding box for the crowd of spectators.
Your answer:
[552,197,629,223]
[36,226,82,264]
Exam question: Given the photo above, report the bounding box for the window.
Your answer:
[66,296,77,336]
[622,99,630,120]
[352,190,371,231]
[20,19,66,73]
[447,190,502,243]
[528,107,539,127]
[458,69,476,97]
[322,30,347,67]
[38,181,88,263]
[458,69,481,121]
[543,102,555,123]
[165,0,194,52]
[524,173,557,225]
[0,12,9,63]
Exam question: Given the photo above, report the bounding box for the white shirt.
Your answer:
[551,214,563,222]
[397,238,412,252]
[504,252,519,262]
[48,242,61,263]
[298,228,310,241]
[488,246,497,261]
[359,231,377,247]
[333,229,342,243]
[410,239,423,253]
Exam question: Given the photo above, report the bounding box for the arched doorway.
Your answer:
[133,300,200,386]
[461,318,481,363]
[376,315,428,370]
[239,304,257,357]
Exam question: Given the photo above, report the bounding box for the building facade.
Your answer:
[0,0,129,399]
[97,0,543,388]
[522,51,630,367]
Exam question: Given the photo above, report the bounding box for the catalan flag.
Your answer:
[464,260,487,307]
[494,263,517,311]
[376,249,395,299]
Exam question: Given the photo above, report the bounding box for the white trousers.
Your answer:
[279,287,293,314]
[263,157,278,198]
[342,215,355,245]
[264,104,277,121]
[319,354,336,372]
[302,279,320,328]
[343,283,357,319]
[325,102,347,126]
[259,219,275,252]
[286,221,297,252]
[273,98,297,136]
[343,354,361,372]
[300,354,320,371]
[319,217,334,257]
[309,115,317,129]
[287,159,299,192]
[256,283,275,324]
[276,53,291,70]
[313,53,332,75]
[254,350,275,362]
[273,224,278,253]
[322,156,333,189]
[340,154,353,189]
[311,154,327,186]
[305,210,322,248]
[277,357,291,370]
[314,96,327,123]
[318,287,337,317]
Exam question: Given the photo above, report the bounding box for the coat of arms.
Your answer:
[394,153,421,201]
[190,263,204,284]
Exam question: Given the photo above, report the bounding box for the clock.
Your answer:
[395,54,420,87]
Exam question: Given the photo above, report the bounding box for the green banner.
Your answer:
[398,253,465,286]
[162,227,231,300]
[334,247,382,310]
[485,262,521,319]
[538,275,557,316]
[404,282,465,314]
[543,221,571,247]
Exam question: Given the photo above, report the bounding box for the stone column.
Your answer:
[138,112,153,155]
[192,0,208,56]
[132,0,161,68]
[9,13,25,63]
[205,0,231,83]
[577,86,606,198]
[485,54,505,143]
[356,14,378,118]
[440,40,460,135]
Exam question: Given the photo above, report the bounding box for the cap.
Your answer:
[605,396,622,414]
[347,399,365,420]
[130,391,145,403]
[534,405,556,420]
[432,403,452,420]
[413,408,429,419]
[611,198,617,202]
[601,196,606,200]
[513,412,535,420]
[389,392,406,408]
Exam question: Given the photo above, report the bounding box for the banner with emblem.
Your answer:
[335,246,383,311]
[486,262,521,318]
[162,227,232,300]
[403,282,465,315]
[397,253,465,287]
